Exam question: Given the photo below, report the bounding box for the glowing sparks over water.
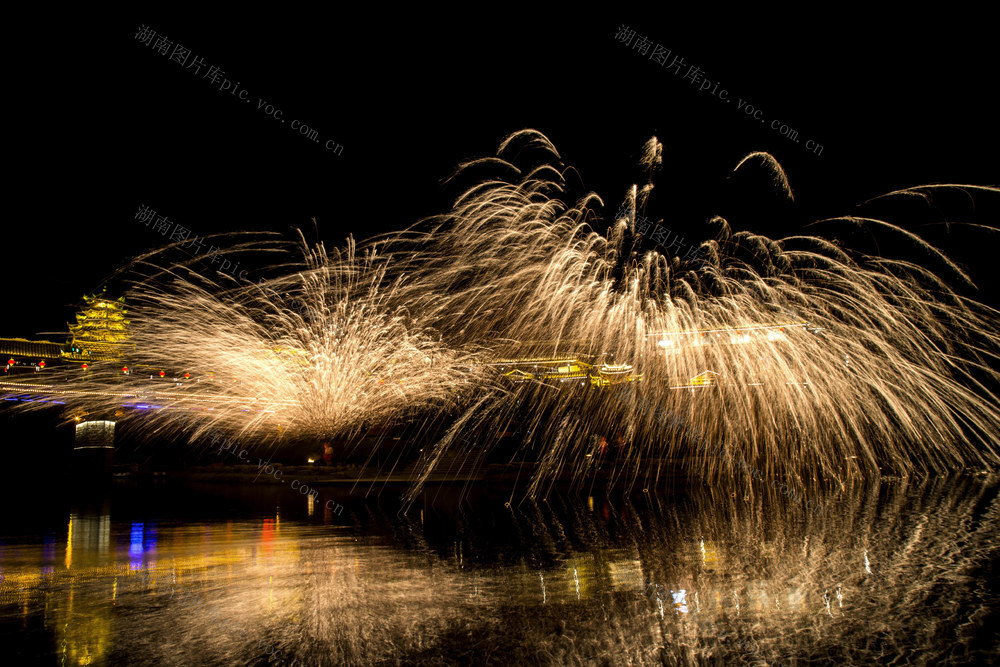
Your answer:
[9,130,1000,496]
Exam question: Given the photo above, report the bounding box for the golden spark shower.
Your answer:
[8,130,1000,498]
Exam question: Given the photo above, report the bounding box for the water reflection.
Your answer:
[0,474,997,664]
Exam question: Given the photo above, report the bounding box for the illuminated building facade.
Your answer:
[65,288,132,362]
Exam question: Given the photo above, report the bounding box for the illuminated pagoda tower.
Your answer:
[64,287,131,361]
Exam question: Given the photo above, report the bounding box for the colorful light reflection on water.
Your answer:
[1,474,997,664]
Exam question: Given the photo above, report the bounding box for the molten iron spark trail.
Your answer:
[7,130,1000,498]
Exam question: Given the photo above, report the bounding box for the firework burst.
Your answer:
[8,130,1000,498]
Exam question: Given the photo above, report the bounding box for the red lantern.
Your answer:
[184,373,190,379]
[159,370,165,378]
[122,366,129,374]
[7,358,14,366]
[81,363,88,370]
[38,361,45,368]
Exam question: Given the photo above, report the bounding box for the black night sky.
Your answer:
[5,13,998,340]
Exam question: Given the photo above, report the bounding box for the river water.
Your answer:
[1,473,997,665]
